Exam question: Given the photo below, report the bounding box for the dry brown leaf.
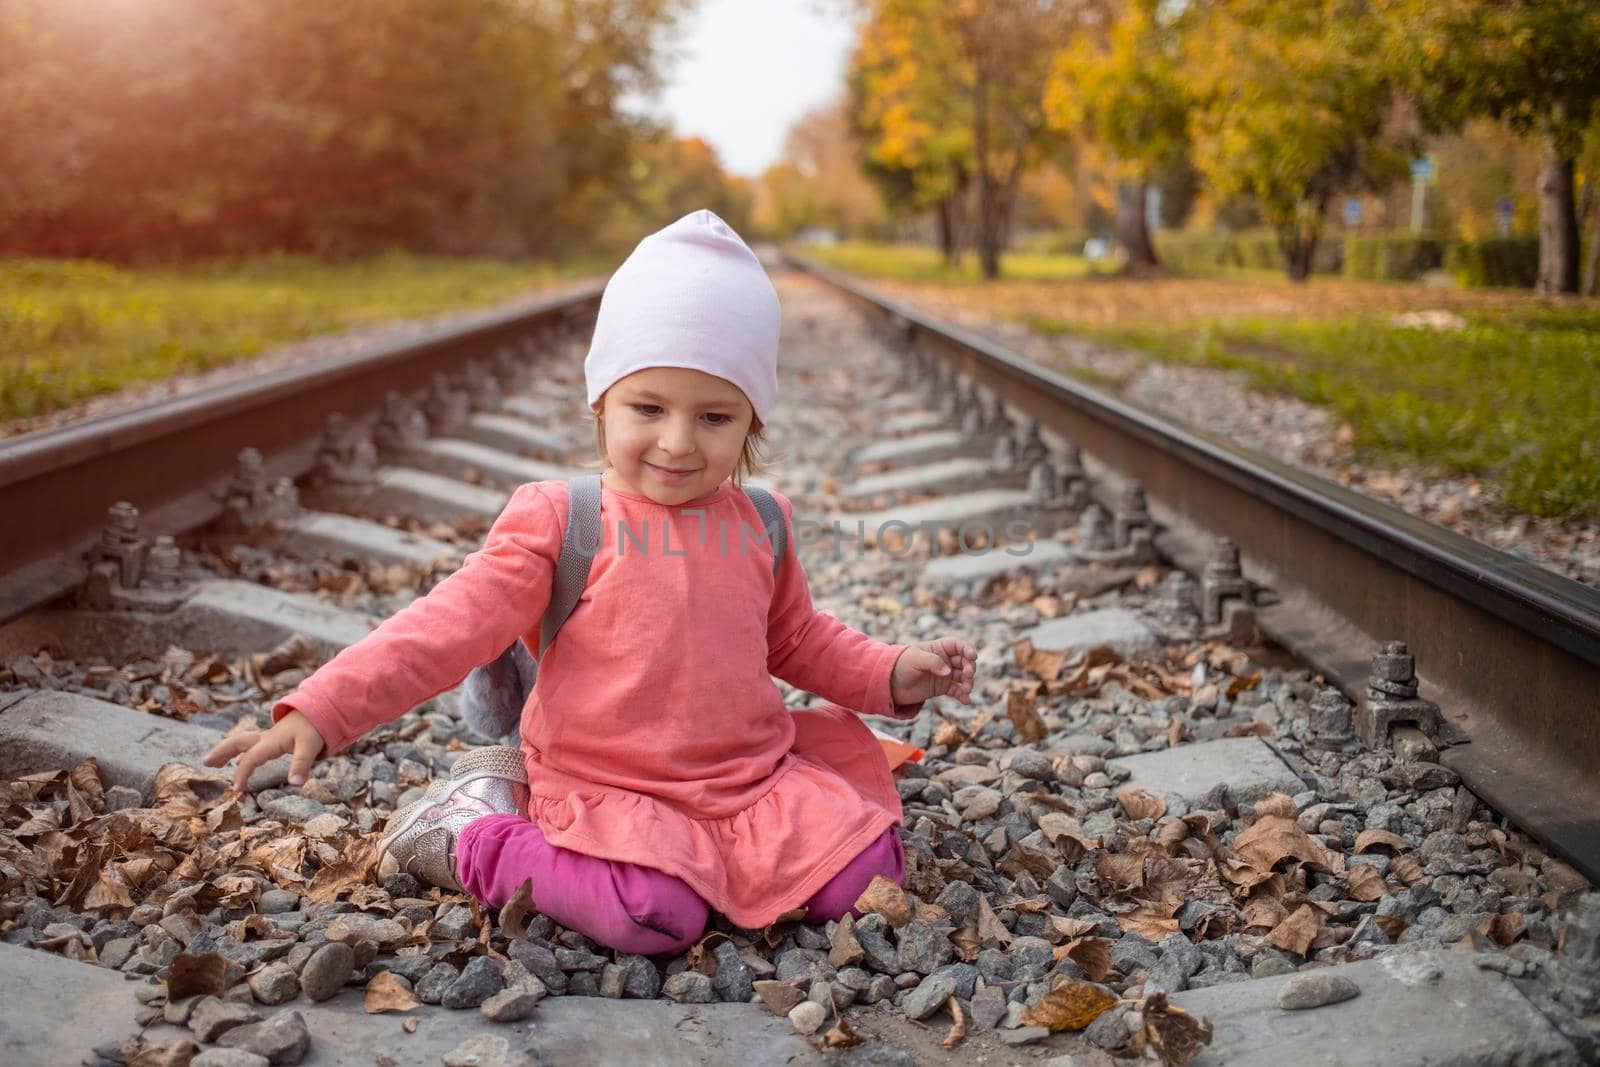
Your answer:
[166,952,241,1001]
[1013,639,1068,683]
[823,1015,866,1050]
[1166,718,1187,747]
[931,720,969,748]
[127,1039,198,1067]
[1006,688,1048,744]
[1267,904,1322,956]
[1354,829,1411,854]
[1374,915,1409,940]
[975,893,1013,947]
[1223,721,1275,738]
[1131,991,1214,1067]
[687,931,730,975]
[942,995,967,1049]
[1036,812,1100,854]
[854,875,912,927]
[1233,815,1334,872]
[1115,787,1167,822]
[951,922,981,962]
[1021,980,1118,1031]
[1345,865,1388,902]
[1047,915,1100,942]
[365,971,421,1014]
[1117,899,1182,941]
[757,906,803,947]
[1153,818,1190,853]
[1477,913,1527,947]
[497,878,537,942]
[1252,793,1297,819]
[1226,671,1262,697]
[1058,937,1113,981]
[1389,855,1425,885]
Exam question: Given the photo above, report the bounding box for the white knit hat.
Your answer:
[584,209,781,424]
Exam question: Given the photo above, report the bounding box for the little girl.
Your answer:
[205,209,976,956]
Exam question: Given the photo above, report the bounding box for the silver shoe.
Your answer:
[376,745,529,891]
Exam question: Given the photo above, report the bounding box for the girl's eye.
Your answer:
[630,404,661,416]
[703,413,732,426]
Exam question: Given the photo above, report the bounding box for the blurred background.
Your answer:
[2,0,1596,523]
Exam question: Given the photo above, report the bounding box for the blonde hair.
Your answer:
[590,406,769,486]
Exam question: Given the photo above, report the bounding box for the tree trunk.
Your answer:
[937,193,958,266]
[972,66,1002,280]
[1277,223,1318,283]
[1535,133,1581,294]
[1579,169,1599,297]
[1115,179,1158,269]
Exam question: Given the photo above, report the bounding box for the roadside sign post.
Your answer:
[1409,155,1436,234]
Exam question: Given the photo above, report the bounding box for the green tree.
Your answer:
[0,0,688,260]
[1379,0,1600,294]
[1045,0,1190,269]
[1181,0,1409,282]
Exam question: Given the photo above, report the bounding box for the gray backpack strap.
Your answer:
[540,473,603,656]
[743,485,787,578]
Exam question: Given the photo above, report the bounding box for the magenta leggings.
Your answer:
[455,814,904,956]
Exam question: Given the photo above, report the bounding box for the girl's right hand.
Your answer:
[204,710,327,794]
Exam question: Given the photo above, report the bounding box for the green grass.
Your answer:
[802,241,1103,283]
[0,252,610,425]
[1053,308,1600,521]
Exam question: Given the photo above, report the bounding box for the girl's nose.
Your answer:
[658,418,696,455]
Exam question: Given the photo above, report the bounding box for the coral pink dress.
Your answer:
[275,478,911,927]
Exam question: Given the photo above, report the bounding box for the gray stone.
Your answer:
[617,953,662,999]
[1109,737,1304,806]
[555,947,607,972]
[259,795,328,823]
[1021,609,1159,659]
[1250,957,1297,980]
[932,962,979,1001]
[712,942,755,1003]
[1008,936,1056,981]
[662,970,716,1004]
[970,985,1008,1030]
[1007,749,1057,782]
[896,923,956,975]
[216,1009,311,1065]
[443,956,506,1009]
[297,942,352,1002]
[1173,951,1576,1066]
[416,962,460,1005]
[506,941,567,994]
[999,1026,1051,1046]
[99,937,136,971]
[1277,972,1361,1010]
[856,929,900,974]
[934,881,981,923]
[480,988,541,1022]
[900,972,958,1020]
[432,905,476,941]
[189,996,261,1042]
[258,890,299,915]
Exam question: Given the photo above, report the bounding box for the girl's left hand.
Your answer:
[890,637,976,708]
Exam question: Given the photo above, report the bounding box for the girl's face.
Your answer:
[596,366,754,504]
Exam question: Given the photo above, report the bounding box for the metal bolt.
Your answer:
[1201,537,1249,624]
[1114,482,1153,548]
[145,535,184,589]
[1078,504,1115,553]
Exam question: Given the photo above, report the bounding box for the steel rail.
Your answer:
[789,252,1600,880]
[0,283,604,624]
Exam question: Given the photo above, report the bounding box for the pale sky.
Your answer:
[623,0,862,178]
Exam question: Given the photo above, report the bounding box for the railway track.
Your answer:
[0,262,1594,1065]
